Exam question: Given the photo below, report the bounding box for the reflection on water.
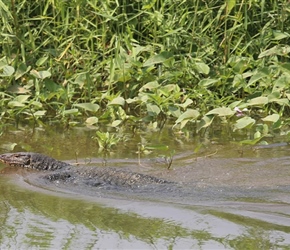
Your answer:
[1,167,290,249]
[0,127,290,249]
[0,173,219,249]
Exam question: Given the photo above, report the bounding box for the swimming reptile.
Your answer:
[0,152,171,188]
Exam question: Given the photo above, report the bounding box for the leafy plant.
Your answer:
[93,131,121,152]
[1,0,290,145]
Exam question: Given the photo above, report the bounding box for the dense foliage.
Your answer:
[1,0,290,144]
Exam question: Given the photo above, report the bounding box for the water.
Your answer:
[0,126,290,249]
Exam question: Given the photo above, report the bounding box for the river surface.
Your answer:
[0,126,290,249]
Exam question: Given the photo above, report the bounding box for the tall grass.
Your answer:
[1,1,289,74]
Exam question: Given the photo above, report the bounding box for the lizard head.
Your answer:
[0,152,32,168]
[0,152,69,170]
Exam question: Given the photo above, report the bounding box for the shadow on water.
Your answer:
[1,127,290,249]
[1,172,290,250]
[0,171,216,249]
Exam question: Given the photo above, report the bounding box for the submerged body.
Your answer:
[0,152,171,188]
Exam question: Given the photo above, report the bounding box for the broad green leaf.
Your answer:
[228,101,242,109]
[139,81,159,92]
[160,84,179,94]
[30,70,51,79]
[0,65,14,76]
[33,110,46,116]
[195,62,210,75]
[163,56,175,67]
[175,109,200,123]
[258,46,278,58]
[8,101,25,107]
[126,98,137,104]
[229,56,252,74]
[273,74,290,91]
[247,96,268,106]
[258,45,290,58]
[271,98,289,105]
[152,122,158,129]
[254,131,261,139]
[262,114,280,123]
[278,63,290,74]
[147,103,160,116]
[131,44,148,56]
[1,143,17,151]
[143,51,173,67]
[198,79,218,87]
[234,116,255,131]
[147,94,164,107]
[0,57,8,67]
[139,93,149,102]
[267,91,280,100]
[168,105,181,117]
[197,115,215,131]
[111,120,122,127]
[31,101,43,108]
[268,92,289,105]
[14,95,30,103]
[259,124,269,135]
[174,109,200,128]
[176,98,193,109]
[114,71,131,83]
[44,80,63,93]
[232,74,243,87]
[236,103,249,109]
[206,107,235,117]
[15,63,31,80]
[247,71,268,87]
[273,119,282,130]
[9,94,31,107]
[272,31,290,41]
[85,117,98,125]
[63,109,79,115]
[75,73,87,87]
[36,56,48,66]
[179,119,190,129]
[278,46,290,55]
[74,103,100,112]
[108,96,125,106]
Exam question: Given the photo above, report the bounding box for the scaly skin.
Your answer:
[0,152,69,170]
[0,152,171,187]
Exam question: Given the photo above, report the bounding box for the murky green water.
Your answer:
[1,126,290,249]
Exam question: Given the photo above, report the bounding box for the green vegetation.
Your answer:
[1,0,290,145]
